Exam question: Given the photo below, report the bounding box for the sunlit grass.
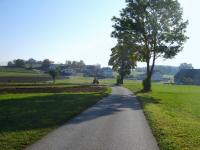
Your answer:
[124,81,200,150]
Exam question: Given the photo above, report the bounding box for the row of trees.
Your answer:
[7,58,53,70]
[109,0,188,92]
[65,60,85,72]
[7,59,86,71]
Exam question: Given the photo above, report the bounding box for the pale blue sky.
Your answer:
[0,0,199,68]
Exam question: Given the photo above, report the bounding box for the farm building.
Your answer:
[174,69,200,85]
[82,65,114,78]
[83,65,101,77]
[99,67,114,78]
[134,70,163,81]
[152,71,163,82]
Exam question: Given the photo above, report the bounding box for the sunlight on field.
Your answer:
[125,82,200,150]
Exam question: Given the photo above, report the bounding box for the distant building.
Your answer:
[135,73,146,80]
[83,65,100,77]
[82,66,114,78]
[99,67,114,78]
[60,69,76,76]
[174,69,200,85]
[152,71,163,82]
[134,70,163,82]
[49,64,56,70]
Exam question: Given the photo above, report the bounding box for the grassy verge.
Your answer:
[0,87,111,150]
[124,81,200,150]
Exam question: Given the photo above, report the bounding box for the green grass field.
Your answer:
[0,67,51,83]
[56,76,116,85]
[124,81,200,150]
[2,74,200,150]
[0,67,47,77]
[0,72,47,77]
[0,86,111,150]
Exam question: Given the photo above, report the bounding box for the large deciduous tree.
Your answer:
[111,0,188,91]
[109,43,136,84]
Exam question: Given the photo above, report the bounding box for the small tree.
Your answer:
[7,61,14,67]
[42,59,52,70]
[109,44,136,84]
[27,58,36,69]
[13,59,25,68]
[48,69,58,83]
[111,0,188,91]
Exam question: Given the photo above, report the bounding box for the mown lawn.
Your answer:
[124,81,200,150]
[0,88,110,150]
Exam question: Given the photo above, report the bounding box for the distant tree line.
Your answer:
[7,58,86,72]
[7,58,53,70]
[136,63,194,76]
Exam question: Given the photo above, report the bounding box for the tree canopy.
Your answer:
[111,0,188,91]
[109,43,136,84]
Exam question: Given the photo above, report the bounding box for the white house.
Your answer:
[100,67,114,78]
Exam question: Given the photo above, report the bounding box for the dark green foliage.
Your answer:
[175,69,200,85]
[109,44,136,84]
[142,77,151,92]
[48,69,58,83]
[7,61,14,67]
[111,0,188,91]
[93,77,99,84]
[13,59,25,68]
[116,75,124,84]
[42,59,52,70]
[182,77,194,85]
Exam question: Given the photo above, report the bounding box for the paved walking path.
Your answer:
[25,86,159,150]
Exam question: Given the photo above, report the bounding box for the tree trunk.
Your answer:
[116,74,124,85]
[120,75,124,84]
[143,73,152,92]
[143,59,151,91]
[143,52,156,92]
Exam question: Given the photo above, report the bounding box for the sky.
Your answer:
[0,0,199,68]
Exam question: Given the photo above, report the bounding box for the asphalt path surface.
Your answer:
[25,86,159,150]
